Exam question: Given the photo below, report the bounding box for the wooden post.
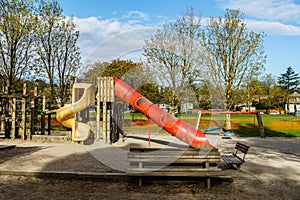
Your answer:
[224,113,232,132]
[195,111,202,130]
[10,97,16,139]
[69,76,76,104]
[29,81,39,138]
[40,96,46,135]
[47,112,51,135]
[29,100,34,138]
[103,102,107,142]
[21,83,27,140]
[256,112,265,138]
[106,103,111,143]
[96,77,101,140]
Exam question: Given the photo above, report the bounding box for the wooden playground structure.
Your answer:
[0,77,124,144]
[0,80,48,140]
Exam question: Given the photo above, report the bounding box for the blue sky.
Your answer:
[58,0,300,77]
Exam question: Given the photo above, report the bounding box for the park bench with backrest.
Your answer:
[127,147,228,188]
[221,142,250,170]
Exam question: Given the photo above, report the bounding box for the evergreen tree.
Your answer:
[278,66,300,93]
[278,66,300,113]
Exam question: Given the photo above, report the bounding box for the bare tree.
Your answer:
[0,0,37,93]
[202,9,266,111]
[143,7,202,115]
[35,0,80,106]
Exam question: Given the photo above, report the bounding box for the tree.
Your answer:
[278,66,300,93]
[83,59,151,95]
[0,0,37,93]
[103,59,149,87]
[202,9,266,111]
[243,79,260,111]
[277,66,300,112]
[193,82,211,110]
[82,61,110,82]
[201,9,266,131]
[143,7,202,115]
[136,83,160,104]
[258,74,285,113]
[34,0,80,106]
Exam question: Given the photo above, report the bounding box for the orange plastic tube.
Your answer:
[114,77,215,149]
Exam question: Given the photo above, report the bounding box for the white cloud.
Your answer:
[122,11,150,21]
[216,0,300,35]
[73,16,156,64]
[217,0,300,23]
[246,20,300,35]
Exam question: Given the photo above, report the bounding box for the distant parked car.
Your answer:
[270,112,280,115]
[287,111,295,115]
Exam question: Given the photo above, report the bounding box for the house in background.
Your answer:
[157,104,170,113]
[285,92,300,116]
[181,103,193,114]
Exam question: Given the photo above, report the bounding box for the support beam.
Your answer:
[10,98,16,139]
[20,83,27,140]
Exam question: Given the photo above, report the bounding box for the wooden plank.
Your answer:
[129,147,219,152]
[128,158,220,164]
[128,154,220,159]
[128,152,220,157]
[126,171,225,177]
[128,167,221,173]
[129,148,220,156]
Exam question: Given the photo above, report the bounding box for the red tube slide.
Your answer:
[114,77,215,149]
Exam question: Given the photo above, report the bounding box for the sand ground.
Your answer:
[0,135,299,200]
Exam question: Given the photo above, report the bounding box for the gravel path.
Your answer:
[0,136,299,200]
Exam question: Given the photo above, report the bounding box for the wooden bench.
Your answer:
[221,142,250,170]
[127,147,227,189]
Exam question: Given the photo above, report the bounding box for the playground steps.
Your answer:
[31,134,68,143]
[127,147,228,188]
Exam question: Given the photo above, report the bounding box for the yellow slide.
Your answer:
[56,83,95,142]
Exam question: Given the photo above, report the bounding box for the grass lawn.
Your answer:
[124,112,300,137]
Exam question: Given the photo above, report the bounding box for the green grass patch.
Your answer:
[124,112,300,137]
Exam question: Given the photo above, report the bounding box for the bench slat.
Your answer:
[235,142,250,154]
[129,158,220,164]
[128,154,220,159]
[221,155,242,164]
[127,171,226,177]
[128,167,221,173]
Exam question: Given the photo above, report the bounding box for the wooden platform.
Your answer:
[127,147,228,188]
[0,145,16,150]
